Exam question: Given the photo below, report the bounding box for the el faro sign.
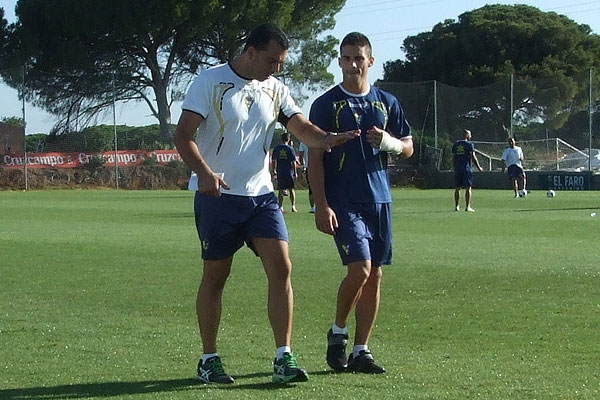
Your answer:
[546,173,588,190]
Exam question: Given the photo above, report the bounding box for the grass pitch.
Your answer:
[1,188,599,399]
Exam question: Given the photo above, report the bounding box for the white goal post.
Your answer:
[472,138,597,172]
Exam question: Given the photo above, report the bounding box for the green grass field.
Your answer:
[1,188,599,399]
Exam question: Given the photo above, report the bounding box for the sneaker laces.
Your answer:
[281,352,299,368]
[206,358,227,375]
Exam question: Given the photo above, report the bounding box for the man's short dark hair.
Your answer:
[340,32,372,55]
[244,23,289,51]
[281,132,291,142]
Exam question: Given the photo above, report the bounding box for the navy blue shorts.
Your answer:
[194,192,288,260]
[330,202,393,267]
[276,172,295,190]
[454,170,473,188]
[507,164,525,180]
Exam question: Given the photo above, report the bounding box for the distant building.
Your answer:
[0,122,23,156]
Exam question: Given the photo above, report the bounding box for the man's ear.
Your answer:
[246,45,257,59]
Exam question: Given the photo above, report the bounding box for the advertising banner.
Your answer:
[2,149,181,169]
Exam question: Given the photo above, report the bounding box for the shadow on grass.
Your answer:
[140,212,193,219]
[0,372,308,399]
[516,206,599,212]
[405,206,600,215]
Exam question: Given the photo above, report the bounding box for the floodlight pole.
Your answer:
[510,74,514,138]
[112,71,119,190]
[22,65,28,191]
[433,80,438,148]
[589,69,593,189]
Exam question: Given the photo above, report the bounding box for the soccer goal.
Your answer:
[472,138,598,172]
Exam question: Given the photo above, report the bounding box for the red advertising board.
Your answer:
[2,149,181,169]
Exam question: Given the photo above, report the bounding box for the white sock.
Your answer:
[353,345,368,358]
[332,323,348,335]
[202,353,219,364]
[276,346,291,360]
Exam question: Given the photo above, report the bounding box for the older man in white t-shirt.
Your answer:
[501,137,526,197]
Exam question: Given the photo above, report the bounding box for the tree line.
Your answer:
[2,3,599,152]
[381,5,600,145]
[0,0,345,141]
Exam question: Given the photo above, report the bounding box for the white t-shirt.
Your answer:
[183,63,302,196]
[502,146,524,168]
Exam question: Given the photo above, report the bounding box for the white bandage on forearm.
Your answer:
[379,131,404,154]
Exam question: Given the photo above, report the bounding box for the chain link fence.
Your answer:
[1,67,599,189]
[377,69,600,173]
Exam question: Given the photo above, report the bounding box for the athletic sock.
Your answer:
[332,323,348,335]
[276,346,291,361]
[202,353,219,364]
[353,345,368,358]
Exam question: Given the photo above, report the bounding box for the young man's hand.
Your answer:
[323,130,361,151]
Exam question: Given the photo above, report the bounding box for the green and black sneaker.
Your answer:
[196,356,235,384]
[272,352,309,383]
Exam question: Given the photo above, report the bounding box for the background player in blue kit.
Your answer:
[309,32,413,374]
[452,129,483,212]
[271,132,298,212]
[174,23,359,384]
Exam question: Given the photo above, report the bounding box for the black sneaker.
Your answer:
[273,352,309,383]
[196,356,235,384]
[347,350,386,374]
[326,329,348,371]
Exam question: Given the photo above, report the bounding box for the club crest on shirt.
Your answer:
[277,148,290,160]
[245,95,255,112]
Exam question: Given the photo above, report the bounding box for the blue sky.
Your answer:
[1,0,599,133]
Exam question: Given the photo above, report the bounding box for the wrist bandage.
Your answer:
[379,131,404,154]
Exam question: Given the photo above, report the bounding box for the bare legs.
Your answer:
[196,257,234,354]
[196,238,294,353]
[455,187,473,209]
[465,187,472,208]
[277,189,297,211]
[334,260,382,347]
[512,175,527,196]
[254,238,294,347]
[289,189,297,211]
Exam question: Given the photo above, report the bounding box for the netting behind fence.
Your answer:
[377,70,600,171]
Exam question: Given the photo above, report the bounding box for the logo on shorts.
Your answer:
[201,240,209,250]
[341,244,350,255]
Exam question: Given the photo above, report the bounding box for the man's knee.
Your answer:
[347,262,371,286]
